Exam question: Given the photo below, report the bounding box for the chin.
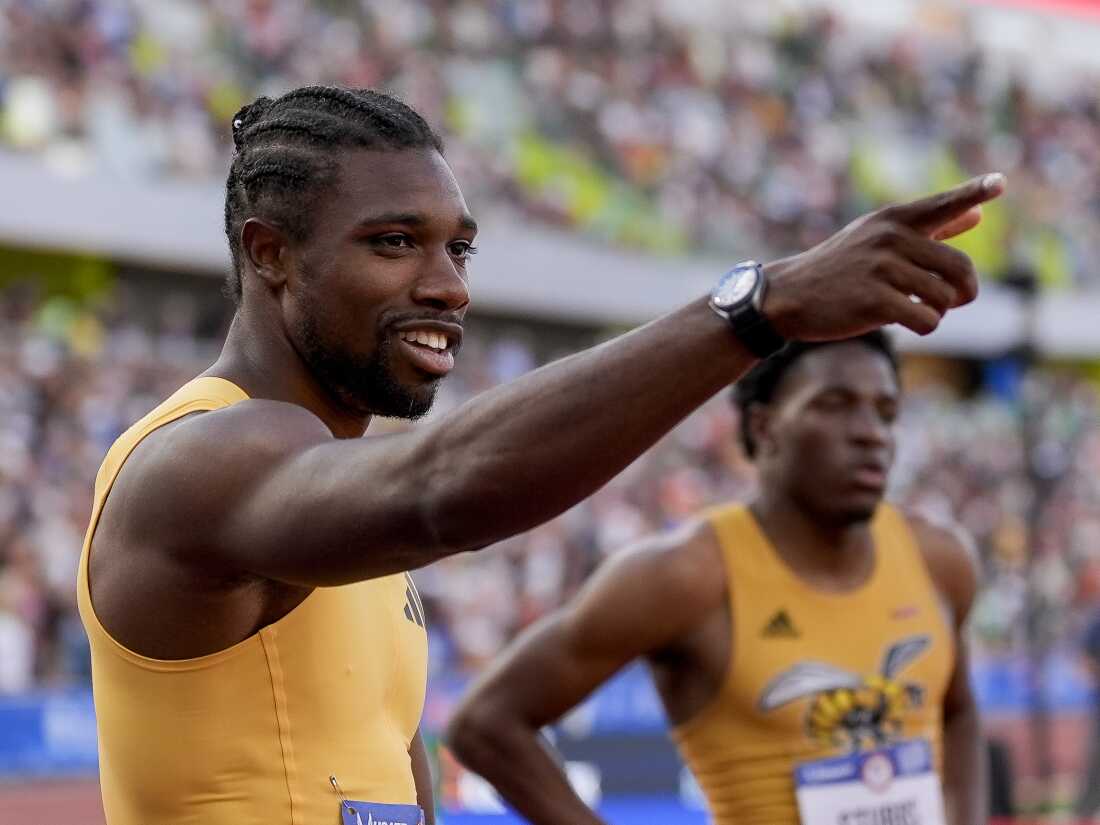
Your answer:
[365,380,439,421]
[833,497,882,525]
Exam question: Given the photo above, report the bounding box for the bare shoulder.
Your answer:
[589,517,727,616]
[560,516,728,656]
[615,517,723,593]
[896,507,980,622]
[158,396,332,456]
[107,398,333,552]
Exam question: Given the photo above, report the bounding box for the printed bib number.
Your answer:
[339,800,424,825]
[795,740,946,825]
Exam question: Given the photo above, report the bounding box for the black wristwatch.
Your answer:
[709,260,786,358]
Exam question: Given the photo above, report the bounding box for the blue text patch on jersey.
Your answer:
[340,801,424,825]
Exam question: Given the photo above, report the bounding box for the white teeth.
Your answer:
[399,330,447,352]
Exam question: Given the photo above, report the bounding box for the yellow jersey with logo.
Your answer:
[76,377,429,825]
[670,504,953,825]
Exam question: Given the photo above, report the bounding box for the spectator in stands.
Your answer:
[2,0,1099,285]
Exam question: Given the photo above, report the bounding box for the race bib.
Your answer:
[339,800,424,825]
[794,739,946,825]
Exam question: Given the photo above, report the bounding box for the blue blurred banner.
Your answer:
[0,654,1091,778]
[439,797,707,824]
[0,691,98,776]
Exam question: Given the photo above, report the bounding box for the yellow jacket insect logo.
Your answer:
[757,635,930,751]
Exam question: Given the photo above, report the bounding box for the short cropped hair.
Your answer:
[731,332,899,458]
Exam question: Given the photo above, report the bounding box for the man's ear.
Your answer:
[241,218,290,292]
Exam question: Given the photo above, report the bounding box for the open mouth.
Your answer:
[394,328,457,377]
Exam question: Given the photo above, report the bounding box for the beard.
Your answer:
[295,306,439,421]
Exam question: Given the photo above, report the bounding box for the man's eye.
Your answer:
[375,234,412,249]
[450,242,479,259]
[817,394,846,409]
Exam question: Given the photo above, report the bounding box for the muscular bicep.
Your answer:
[127,399,442,586]
[905,512,980,714]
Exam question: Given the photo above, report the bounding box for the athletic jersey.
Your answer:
[670,504,953,825]
[76,377,428,825]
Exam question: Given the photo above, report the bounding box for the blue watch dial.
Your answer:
[713,262,761,310]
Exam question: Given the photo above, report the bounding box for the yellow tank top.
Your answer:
[76,377,428,825]
[670,504,953,825]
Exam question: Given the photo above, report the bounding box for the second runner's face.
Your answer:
[763,343,899,525]
[286,147,476,419]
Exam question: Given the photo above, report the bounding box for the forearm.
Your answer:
[418,297,751,551]
[240,173,1004,584]
[449,713,605,825]
[242,297,752,585]
[942,703,987,825]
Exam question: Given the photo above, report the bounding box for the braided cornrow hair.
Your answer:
[223,86,445,303]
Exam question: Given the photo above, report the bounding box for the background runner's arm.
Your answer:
[446,528,721,825]
[145,178,1000,585]
[943,635,983,825]
[409,727,436,825]
[911,517,986,825]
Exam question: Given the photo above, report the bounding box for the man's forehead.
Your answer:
[782,344,899,397]
[334,147,472,224]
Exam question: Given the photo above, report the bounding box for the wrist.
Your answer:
[709,261,787,358]
[759,257,801,341]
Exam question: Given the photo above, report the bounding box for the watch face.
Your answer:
[713,264,759,310]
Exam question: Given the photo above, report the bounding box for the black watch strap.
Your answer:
[727,300,786,358]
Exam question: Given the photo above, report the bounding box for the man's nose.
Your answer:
[411,252,470,313]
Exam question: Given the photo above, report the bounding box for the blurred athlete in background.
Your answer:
[450,333,984,825]
[77,83,1001,824]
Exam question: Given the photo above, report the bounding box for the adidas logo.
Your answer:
[403,573,425,628]
[761,609,800,638]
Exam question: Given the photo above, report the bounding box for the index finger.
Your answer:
[889,173,1006,236]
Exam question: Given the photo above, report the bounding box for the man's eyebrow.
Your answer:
[353,212,479,234]
[354,212,427,228]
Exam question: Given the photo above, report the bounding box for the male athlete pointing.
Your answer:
[77,85,1002,824]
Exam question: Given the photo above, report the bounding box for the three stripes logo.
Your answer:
[403,573,426,629]
[761,609,800,638]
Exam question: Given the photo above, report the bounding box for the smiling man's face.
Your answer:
[283,147,477,419]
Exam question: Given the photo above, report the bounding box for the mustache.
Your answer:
[383,310,465,328]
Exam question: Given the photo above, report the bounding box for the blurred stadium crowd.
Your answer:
[2,283,1099,698]
[1,0,1098,286]
[6,0,1100,817]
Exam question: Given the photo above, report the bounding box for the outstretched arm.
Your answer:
[909,515,985,825]
[446,524,726,825]
[138,176,1004,586]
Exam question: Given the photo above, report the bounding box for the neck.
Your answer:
[750,487,875,591]
[205,304,371,439]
